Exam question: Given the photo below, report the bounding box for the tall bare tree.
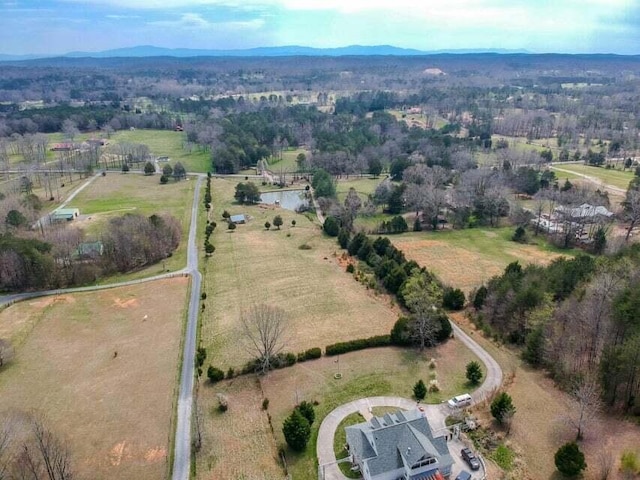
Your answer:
[564,376,603,441]
[241,304,287,375]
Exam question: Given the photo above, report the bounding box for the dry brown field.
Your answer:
[0,277,189,480]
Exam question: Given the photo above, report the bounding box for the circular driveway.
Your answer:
[316,322,502,480]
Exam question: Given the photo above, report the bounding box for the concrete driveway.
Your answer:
[316,321,502,480]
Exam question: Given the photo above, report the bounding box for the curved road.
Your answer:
[316,322,502,480]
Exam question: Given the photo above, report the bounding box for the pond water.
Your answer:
[260,189,310,211]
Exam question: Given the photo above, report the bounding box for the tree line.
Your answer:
[473,247,640,413]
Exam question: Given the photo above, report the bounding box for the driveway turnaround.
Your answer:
[316,323,503,480]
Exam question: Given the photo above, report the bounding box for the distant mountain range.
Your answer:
[0,45,532,61]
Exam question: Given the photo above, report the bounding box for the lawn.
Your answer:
[336,176,386,203]
[0,277,189,480]
[388,227,576,293]
[551,163,634,190]
[66,173,195,281]
[104,129,211,173]
[197,342,482,480]
[267,147,309,172]
[200,177,401,371]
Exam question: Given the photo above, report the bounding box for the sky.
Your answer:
[1,0,639,55]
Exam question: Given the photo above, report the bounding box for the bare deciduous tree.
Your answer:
[565,376,603,441]
[241,304,287,375]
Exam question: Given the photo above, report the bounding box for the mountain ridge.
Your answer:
[0,44,533,61]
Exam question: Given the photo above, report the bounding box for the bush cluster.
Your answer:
[325,335,390,356]
[297,347,322,362]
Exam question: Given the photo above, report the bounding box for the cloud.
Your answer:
[148,12,264,31]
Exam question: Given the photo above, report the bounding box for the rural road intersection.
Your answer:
[0,171,504,480]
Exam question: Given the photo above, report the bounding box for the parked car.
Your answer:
[455,471,472,480]
[447,393,472,409]
[461,447,480,471]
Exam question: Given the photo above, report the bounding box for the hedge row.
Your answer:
[325,335,391,356]
[241,347,322,374]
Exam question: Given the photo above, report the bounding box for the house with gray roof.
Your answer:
[229,214,247,224]
[346,409,453,480]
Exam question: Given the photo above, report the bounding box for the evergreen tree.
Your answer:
[466,361,483,385]
[555,442,586,477]
[282,409,311,451]
[413,379,427,400]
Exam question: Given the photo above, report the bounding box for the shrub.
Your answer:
[160,175,169,184]
[428,379,440,393]
[264,221,271,230]
[291,220,296,226]
[491,392,516,424]
[226,367,235,379]
[282,409,311,451]
[325,335,391,356]
[621,451,640,476]
[296,401,315,425]
[262,398,270,410]
[466,361,483,385]
[323,216,340,236]
[207,366,225,383]
[228,222,236,230]
[195,347,207,368]
[273,215,283,229]
[473,285,488,310]
[272,352,297,369]
[346,263,355,274]
[201,292,207,300]
[338,228,350,249]
[390,316,412,346]
[297,347,322,362]
[413,379,427,400]
[555,442,586,477]
[512,225,528,243]
[443,288,465,310]
[299,243,312,250]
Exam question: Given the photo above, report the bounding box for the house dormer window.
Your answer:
[411,456,437,469]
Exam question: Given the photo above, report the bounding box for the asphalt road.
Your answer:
[171,175,203,480]
[0,173,206,480]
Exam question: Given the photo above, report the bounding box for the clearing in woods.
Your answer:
[0,277,189,480]
[551,163,634,191]
[65,173,195,281]
[389,227,575,293]
[103,129,211,173]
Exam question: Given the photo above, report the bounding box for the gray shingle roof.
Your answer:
[346,409,453,478]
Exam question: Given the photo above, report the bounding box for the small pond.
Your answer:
[260,189,310,212]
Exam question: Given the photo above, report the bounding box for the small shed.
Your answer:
[229,214,246,224]
[76,241,104,258]
[51,208,80,222]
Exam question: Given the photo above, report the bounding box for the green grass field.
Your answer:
[335,176,385,202]
[66,173,195,281]
[104,129,210,173]
[551,163,634,190]
[267,147,308,172]
[388,227,578,292]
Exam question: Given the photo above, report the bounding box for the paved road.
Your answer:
[171,175,203,480]
[0,174,205,480]
[316,322,503,480]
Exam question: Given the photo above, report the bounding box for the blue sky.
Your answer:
[1,0,639,55]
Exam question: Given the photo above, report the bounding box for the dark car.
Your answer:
[455,471,472,480]
[461,447,480,471]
